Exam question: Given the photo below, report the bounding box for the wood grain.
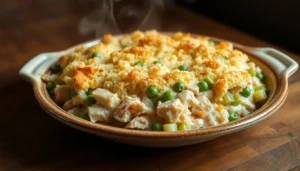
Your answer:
[0,1,300,170]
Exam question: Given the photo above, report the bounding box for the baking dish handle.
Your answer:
[19,53,61,84]
[249,48,298,78]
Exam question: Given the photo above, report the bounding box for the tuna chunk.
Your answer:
[142,96,154,115]
[63,90,87,110]
[199,90,213,101]
[54,85,70,104]
[176,112,193,123]
[227,105,250,117]
[42,73,60,82]
[204,105,229,126]
[92,88,120,109]
[177,90,198,107]
[88,104,111,123]
[186,81,199,95]
[190,118,204,129]
[191,95,213,118]
[67,107,87,116]
[157,99,187,122]
[113,96,145,123]
[196,95,213,112]
[177,115,204,129]
[125,116,150,129]
[252,77,263,87]
[240,95,255,110]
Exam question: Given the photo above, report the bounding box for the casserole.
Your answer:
[19,32,298,147]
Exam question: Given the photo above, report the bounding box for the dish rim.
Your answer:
[20,33,298,138]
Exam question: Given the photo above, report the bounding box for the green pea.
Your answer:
[151,121,163,131]
[254,86,267,92]
[46,81,56,90]
[154,60,163,65]
[146,86,159,98]
[46,81,57,95]
[78,113,90,121]
[223,92,235,105]
[208,40,215,46]
[87,95,97,106]
[50,64,62,74]
[228,112,239,122]
[223,56,228,60]
[241,87,251,97]
[247,68,256,76]
[163,90,175,102]
[178,123,191,131]
[204,76,214,88]
[134,61,144,66]
[232,94,242,106]
[256,73,264,81]
[198,81,209,92]
[173,81,185,92]
[91,52,101,58]
[178,65,188,71]
[68,89,77,99]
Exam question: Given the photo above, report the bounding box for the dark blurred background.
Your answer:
[1,0,299,54]
[176,0,300,54]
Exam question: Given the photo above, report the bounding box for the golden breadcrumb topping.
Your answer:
[47,30,254,100]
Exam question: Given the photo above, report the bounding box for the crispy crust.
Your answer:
[50,30,257,101]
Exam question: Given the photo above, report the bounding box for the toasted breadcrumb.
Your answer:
[50,30,257,101]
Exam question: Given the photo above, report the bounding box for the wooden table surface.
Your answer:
[1,1,300,171]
